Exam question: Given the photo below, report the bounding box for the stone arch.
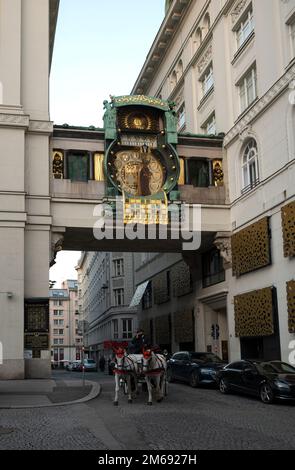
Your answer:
[171,70,177,90]
[177,59,184,78]
[203,12,211,36]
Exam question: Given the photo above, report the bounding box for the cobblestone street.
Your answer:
[0,371,294,450]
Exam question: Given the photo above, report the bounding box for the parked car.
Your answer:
[67,361,81,371]
[78,359,97,372]
[167,351,226,387]
[217,360,295,404]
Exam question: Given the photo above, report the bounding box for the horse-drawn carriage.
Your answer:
[113,348,168,406]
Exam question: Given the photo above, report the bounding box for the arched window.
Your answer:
[242,139,259,192]
[203,13,211,36]
[195,27,202,50]
[171,70,177,90]
[177,59,184,78]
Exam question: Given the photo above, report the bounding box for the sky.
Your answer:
[49,0,165,287]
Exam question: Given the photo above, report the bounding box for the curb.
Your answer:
[0,381,102,410]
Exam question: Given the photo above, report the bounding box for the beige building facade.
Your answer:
[0,0,59,379]
[49,280,82,367]
[76,252,138,363]
[131,0,295,363]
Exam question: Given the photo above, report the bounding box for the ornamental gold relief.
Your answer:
[231,217,271,277]
[171,261,192,297]
[287,280,295,334]
[281,201,295,258]
[154,271,169,305]
[174,310,194,343]
[234,287,275,338]
[52,151,64,179]
[155,315,171,344]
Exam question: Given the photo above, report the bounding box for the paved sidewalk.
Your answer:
[0,378,101,409]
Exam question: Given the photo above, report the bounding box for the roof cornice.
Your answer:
[131,0,192,95]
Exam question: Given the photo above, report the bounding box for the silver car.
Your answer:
[83,359,97,371]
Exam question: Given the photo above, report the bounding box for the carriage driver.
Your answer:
[129,329,150,354]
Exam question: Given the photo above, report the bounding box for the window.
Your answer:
[59,339,64,345]
[242,139,259,192]
[59,329,64,335]
[195,27,202,50]
[53,310,58,316]
[54,319,58,326]
[238,66,257,113]
[203,13,211,36]
[53,300,58,306]
[236,8,254,50]
[142,282,153,310]
[122,319,133,339]
[202,66,214,97]
[113,319,119,339]
[114,289,124,306]
[177,103,186,130]
[53,329,59,335]
[171,70,177,90]
[53,339,58,345]
[113,259,124,277]
[67,152,89,182]
[203,114,216,135]
[187,159,210,188]
[59,349,64,361]
[202,248,225,288]
[58,319,64,326]
[58,310,63,316]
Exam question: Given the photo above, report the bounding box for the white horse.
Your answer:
[113,348,139,406]
[142,349,167,406]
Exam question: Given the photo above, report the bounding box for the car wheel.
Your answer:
[166,368,174,383]
[190,371,200,388]
[260,383,275,404]
[219,378,230,394]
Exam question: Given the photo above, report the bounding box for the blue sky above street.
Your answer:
[50,0,165,127]
[49,0,165,286]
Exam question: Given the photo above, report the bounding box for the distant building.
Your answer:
[76,252,138,362]
[49,280,82,367]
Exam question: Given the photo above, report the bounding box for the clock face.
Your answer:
[112,149,166,197]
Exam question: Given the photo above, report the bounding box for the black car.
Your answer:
[167,351,226,387]
[217,360,295,404]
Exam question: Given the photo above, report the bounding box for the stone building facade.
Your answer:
[49,280,82,367]
[131,0,295,362]
[76,252,138,362]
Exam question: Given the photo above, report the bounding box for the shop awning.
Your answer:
[129,281,150,307]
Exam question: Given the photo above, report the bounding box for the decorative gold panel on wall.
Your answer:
[212,160,224,187]
[281,201,295,258]
[178,158,185,185]
[52,151,64,179]
[94,153,105,181]
[287,280,295,334]
[171,261,192,297]
[155,315,170,344]
[231,217,271,277]
[153,271,169,304]
[174,310,194,343]
[234,287,274,338]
